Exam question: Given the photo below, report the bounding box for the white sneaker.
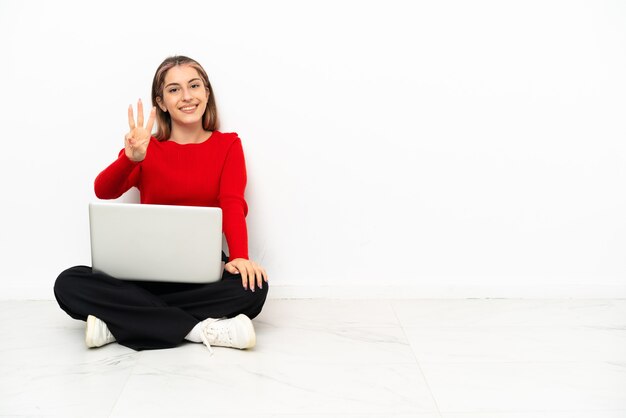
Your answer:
[85,315,116,348]
[200,314,256,354]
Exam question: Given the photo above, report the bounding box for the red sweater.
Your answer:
[94,131,249,260]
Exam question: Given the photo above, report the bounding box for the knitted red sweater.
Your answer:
[94,131,249,261]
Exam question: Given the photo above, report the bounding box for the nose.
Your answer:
[182,87,193,101]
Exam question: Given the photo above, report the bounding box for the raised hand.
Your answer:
[125,99,156,162]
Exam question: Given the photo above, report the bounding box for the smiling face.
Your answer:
[156,64,209,128]
[151,56,219,141]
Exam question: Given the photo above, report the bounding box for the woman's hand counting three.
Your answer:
[125,99,156,162]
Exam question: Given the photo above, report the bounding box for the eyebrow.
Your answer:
[164,78,202,89]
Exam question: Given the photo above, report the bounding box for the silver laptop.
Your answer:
[89,202,223,283]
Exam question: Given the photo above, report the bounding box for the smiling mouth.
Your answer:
[179,105,198,113]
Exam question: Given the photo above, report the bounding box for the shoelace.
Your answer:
[199,318,232,355]
[199,319,217,355]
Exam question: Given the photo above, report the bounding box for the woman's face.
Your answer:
[158,64,209,128]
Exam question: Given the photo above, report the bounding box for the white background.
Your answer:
[1,0,625,298]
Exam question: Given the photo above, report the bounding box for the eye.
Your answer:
[191,83,200,89]
[168,87,179,94]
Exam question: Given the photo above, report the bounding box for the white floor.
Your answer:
[1,299,625,417]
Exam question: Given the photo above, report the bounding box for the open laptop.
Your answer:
[89,202,223,283]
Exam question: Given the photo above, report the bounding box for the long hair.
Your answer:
[151,56,219,141]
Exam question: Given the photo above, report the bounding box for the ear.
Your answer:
[156,96,167,112]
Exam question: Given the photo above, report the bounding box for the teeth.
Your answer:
[181,106,196,111]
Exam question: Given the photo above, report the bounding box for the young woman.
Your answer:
[54,56,268,353]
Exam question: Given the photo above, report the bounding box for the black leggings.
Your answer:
[53,265,268,351]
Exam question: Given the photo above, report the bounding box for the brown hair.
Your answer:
[151,56,219,141]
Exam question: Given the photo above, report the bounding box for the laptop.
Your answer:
[89,202,223,283]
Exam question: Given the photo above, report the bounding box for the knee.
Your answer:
[54,265,91,298]
[252,280,269,301]
[54,266,95,320]
[246,281,269,319]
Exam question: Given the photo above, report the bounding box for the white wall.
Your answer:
[1,0,625,299]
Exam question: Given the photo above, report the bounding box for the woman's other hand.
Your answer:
[125,99,156,162]
[224,258,268,292]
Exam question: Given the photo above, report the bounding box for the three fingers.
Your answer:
[126,100,156,162]
[127,99,156,133]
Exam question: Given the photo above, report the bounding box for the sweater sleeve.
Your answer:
[94,149,141,199]
[218,137,249,261]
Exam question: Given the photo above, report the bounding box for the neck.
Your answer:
[169,122,210,144]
